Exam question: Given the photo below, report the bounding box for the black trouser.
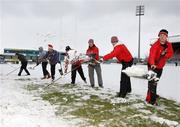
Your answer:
[18,61,30,75]
[50,64,56,80]
[71,64,86,84]
[146,66,163,105]
[119,59,133,98]
[42,62,49,77]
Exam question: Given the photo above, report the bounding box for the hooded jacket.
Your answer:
[44,50,59,65]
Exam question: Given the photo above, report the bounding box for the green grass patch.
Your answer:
[15,78,32,81]
[156,97,180,122]
[24,82,180,127]
[24,84,39,91]
[41,91,79,105]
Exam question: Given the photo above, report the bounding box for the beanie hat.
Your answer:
[158,29,168,37]
[88,39,94,43]
[111,36,119,43]
[39,46,43,51]
[48,44,53,49]
[65,46,71,51]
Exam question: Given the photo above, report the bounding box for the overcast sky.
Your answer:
[0,0,180,57]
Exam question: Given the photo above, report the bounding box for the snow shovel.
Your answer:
[6,67,20,76]
[29,65,38,70]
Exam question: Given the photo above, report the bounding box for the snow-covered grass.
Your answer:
[27,82,180,127]
[0,64,70,127]
[0,63,180,127]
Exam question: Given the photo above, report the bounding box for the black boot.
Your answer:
[18,69,22,76]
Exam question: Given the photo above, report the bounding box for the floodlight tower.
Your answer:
[136,5,144,62]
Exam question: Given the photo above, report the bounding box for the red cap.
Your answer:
[158,32,168,37]
[158,29,168,37]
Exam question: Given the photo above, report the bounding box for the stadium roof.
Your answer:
[150,35,180,45]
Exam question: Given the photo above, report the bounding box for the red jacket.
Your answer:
[86,44,100,60]
[103,43,133,62]
[148,39,174,69]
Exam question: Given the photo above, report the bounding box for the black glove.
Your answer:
[99,58,104,63]
[36,62,39,66]
[161,50,167,56]
[58,69,63,75]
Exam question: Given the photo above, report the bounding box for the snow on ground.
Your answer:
[0,63,180,127]
[0,64,70,127]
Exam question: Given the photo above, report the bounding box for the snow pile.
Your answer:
[122,65,159,81]
[122,65,148,77]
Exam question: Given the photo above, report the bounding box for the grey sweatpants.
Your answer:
[88,64,103,87]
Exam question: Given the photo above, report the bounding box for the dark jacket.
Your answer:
[16,53,27,62]
[38,50,48,63]
[44,50,59,65]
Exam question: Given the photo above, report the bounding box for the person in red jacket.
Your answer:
[86,39,103,88]
[102,36,133,98]
[146,29,174,105]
